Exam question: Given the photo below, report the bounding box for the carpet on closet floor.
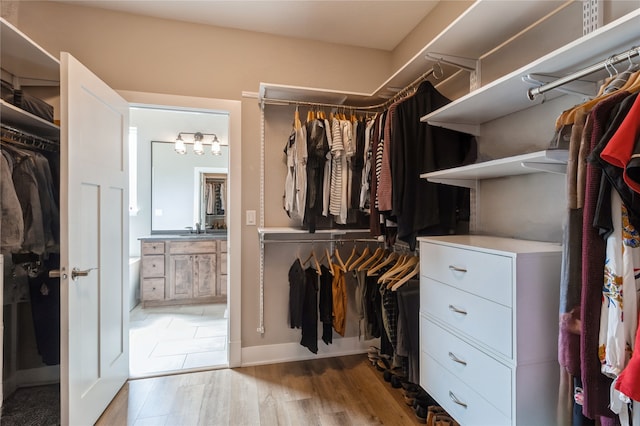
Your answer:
[1,384,60,426]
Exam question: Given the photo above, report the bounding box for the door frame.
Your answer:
[119,90,242,368]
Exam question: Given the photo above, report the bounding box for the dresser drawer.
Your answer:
[421,351,511,426]
[169,241,217,254]
[142,241,165,255]
[420,241,512,307]
[421,277,513,358]
[421,315,511,417]
[142,278,165,300]
[142,255,165,277]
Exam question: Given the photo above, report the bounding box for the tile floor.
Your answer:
[128,302,228,378]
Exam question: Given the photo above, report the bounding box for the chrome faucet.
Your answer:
[195,222,201,234]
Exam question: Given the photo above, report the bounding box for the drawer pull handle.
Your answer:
[448,304,468,315]
[449,391,468,408]
[448,265,467,273]
[448,352,467,366]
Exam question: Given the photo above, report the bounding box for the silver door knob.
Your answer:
[72,267,97,281]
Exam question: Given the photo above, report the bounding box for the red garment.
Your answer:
[600,93,640,192]
[615,315,640,401]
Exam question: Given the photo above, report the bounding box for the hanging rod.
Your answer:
[1,124,59,152]
[527,45,640,100]
[261,65,438,112]
[261,237,381,244]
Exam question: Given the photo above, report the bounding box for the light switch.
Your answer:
[246,210,256,226]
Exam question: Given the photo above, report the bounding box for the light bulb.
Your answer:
[193,132,205,155]
[211,136,222,155]
[175,135,186,154]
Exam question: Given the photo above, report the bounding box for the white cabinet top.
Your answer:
[418,234,562,256]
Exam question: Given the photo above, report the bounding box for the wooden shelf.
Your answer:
[259,1,571,107]
[420,150,566,188]
[421,8,640,135]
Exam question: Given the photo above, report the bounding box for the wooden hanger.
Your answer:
[390,262,420,291]
[302,249,322,276]
[348,246,369,271]
[357,247,384,271]
[379,255,418,283]
[334,247,347,272]
[294,106,302,130]
[367,252,399,276]
[343,246,359,271]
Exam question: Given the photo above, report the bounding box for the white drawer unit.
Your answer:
[418,235,562,426]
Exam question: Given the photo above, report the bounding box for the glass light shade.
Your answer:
[174,135,186,154]
[211,137,222,155]
[191,132,206,155]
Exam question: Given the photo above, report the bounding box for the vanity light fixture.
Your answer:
[174,131,224,155]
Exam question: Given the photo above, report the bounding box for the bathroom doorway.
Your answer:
[122,91,242,377]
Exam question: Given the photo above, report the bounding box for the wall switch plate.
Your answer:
[246,210,256,226]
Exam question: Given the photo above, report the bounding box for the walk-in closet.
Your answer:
[4,1,640,425]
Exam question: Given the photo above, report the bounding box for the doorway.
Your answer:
[121,91,242,377]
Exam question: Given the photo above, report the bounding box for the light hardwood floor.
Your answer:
[96,354,422,425]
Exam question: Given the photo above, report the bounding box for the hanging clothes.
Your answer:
[303,118,329,233]
[391,81,476,250]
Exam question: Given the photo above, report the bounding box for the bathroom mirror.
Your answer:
[151,141,228,233]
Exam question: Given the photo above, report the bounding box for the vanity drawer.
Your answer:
[421,277,513,358]
[421,315,511,417]
[142,241,165,255]
[420,241,512,307]
[170,241,217,254]
[142,278,165,301]
[142,255,165,277]
[421,351,511,426]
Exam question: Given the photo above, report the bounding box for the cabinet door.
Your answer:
[169,255,194,299]
[194,254,217,298]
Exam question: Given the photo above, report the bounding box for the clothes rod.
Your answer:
[261,238,381,244]
[527,46,640,100]
[261,66,436,112]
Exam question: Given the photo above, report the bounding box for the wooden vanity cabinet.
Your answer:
[140,238,227,306]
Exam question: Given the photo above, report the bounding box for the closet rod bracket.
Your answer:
[425,52,481,90]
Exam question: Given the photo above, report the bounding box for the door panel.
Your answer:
[61,52,129,426]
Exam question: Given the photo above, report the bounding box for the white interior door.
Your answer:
[60,52,129,426]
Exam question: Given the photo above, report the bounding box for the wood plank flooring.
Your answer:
[96,354,423,425]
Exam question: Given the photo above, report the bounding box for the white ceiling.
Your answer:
[50,0,441,51]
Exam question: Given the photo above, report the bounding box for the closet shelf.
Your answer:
[420,150,566,188]
[1,100,60,141]
[421,8,640,135]
[259,1,572,107]
[0,18,60,84]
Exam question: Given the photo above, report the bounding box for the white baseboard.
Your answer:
[240,337,379,367]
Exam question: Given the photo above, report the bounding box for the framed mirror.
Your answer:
[151,141,228,233]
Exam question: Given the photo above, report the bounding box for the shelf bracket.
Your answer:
[521,161,567,175]
[426,52,481,91]
[426,120,480,136]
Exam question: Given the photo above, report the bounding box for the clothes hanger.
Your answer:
[379,255,418,283]
[343,245,359,271]
[385,256,420,287]
[294,105,302,130]
[348,246,370,271]
[375,254,407,280]
[367,252,400,276]
[357,247,384,271]
[333,247,347,272]
[390,262,420,291]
